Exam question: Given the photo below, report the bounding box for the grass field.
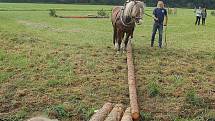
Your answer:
[0,3,215,121]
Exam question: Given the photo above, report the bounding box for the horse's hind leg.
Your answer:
[113,26,117,45]
[117,30,123,52]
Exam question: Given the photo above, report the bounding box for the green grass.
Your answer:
[0,3,113,11]
[0,3,215,121]
[147,80,160,97]
[186,89,205,107]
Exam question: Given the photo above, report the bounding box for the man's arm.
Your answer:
[153,16,158,21]
[164,15,168,26]
[153,9,158,21]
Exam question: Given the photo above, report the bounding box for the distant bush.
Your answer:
[211,11,215,16]
[49,9,57,17]
[97,9,109,17]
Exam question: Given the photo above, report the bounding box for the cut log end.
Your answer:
[104,104,124,121]
[89,102,114,121]
[121,107,132,121]
[132,112,140,120]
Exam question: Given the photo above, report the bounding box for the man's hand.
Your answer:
[154,17,158,21]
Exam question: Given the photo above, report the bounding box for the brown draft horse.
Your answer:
[111,1,144,52]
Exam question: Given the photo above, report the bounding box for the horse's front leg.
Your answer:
[131,28,134,39]
[124,32,131,52]
[121,32,126,51]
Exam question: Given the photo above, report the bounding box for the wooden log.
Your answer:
[126,41,140,120]
[89,102,114,121]
[104,104,124,121]
[58,16,109,19]
[121,107,133,121]
[27,117,58,121]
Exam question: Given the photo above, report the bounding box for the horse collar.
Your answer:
[120,8,134,27]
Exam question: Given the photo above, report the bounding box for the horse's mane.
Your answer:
[124,1,144,17]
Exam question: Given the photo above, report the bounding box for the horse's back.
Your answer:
[112,6,122,12]
[111,6,122,26]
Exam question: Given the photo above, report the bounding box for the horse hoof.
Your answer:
[116,51,120,55]
[121,47,124,51]
[114,43,118,50]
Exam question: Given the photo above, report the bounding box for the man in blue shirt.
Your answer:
[151,1,168,48]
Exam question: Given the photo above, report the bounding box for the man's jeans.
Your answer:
[151,22,163,48]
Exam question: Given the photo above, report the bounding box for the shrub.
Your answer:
[49,9,57,17]
[97,9,109,17]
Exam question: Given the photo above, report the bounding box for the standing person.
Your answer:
[194,6,197,13]
[195,6,202,25]
[151,1,168,48]
[202,7,207,25]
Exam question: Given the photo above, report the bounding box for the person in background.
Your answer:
[151,1,168,48]
[194,6,197,13]
[202,7,207,25]
[195,6,202,25]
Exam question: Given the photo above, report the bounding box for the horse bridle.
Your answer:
[120,2,143,27]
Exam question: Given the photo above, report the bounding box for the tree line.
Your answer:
[0,0,215,9]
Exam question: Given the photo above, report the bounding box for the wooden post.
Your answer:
[104,104,124,121]
[89,102,114,121]
[127,41,140,120]
[121,107,133,121]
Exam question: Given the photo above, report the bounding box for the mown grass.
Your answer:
[0,3,215,121]
[0,3,113,11]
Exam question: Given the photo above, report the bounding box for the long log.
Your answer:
[104,104,124,121]
[127,41,140,120]
[27,117,58,121]
[58,16,109,19]
[121,107,133,121]
[89,102,114,121]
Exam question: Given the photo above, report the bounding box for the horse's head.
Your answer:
[131,1,145,24]
[124,1,145,25]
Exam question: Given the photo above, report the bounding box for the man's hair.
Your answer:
[157,1,164,4]
[157,1,164,8]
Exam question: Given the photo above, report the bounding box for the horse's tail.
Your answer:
[111,7,121,45]
[113,26,117,45]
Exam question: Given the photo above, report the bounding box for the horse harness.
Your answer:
[114,2,138,28]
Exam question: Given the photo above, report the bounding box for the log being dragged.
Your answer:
[27,117,58,121]
[104,104,124,121]
[127,41,140,120]
[89,102,114,121]
[121,107,133,121]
